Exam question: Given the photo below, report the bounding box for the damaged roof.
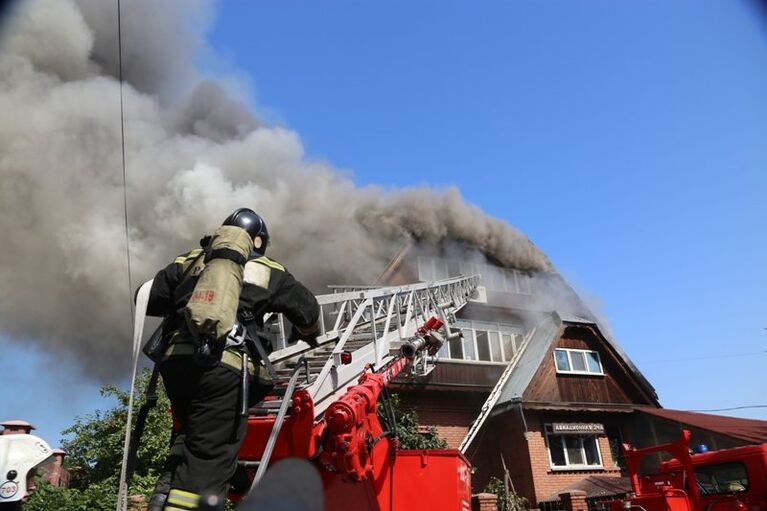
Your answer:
[376,241,659,408]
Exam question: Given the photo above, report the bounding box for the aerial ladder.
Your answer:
[232,274,481,510]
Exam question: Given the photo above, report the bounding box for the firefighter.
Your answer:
[145,208,320,511]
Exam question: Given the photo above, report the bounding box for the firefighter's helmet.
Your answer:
[223,208,269,254]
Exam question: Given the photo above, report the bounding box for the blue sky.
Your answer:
[204,0,766,417]
[3,0,766,445]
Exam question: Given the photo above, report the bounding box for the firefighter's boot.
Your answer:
[146,492,167,511]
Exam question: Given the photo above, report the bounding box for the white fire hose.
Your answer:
[116,279,153,511]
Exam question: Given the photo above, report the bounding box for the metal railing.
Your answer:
[266,274,480,417]
[587,494,629,511]
[538,500,567,511]
[268,275,479,356]
[537,493,628,511]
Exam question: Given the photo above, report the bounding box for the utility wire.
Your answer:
[689,405,767,413]
[116,1,136,510]
[638,351,766,365]
[117,0,134,320]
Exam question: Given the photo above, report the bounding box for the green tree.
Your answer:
[25,369,172,511]
[379,393,448,450]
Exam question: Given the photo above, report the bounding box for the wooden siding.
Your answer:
[470,412,535,498]
[392,360,505,391]
[523,325,656,406]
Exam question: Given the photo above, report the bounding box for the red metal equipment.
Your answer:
[235,316,474,510]
[609,430,767,511]
[319,316,443,481]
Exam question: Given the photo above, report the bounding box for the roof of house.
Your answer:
[541,475,631,502]
[496,312,561,404]
[636,407,767,445]
[494,312,659,409]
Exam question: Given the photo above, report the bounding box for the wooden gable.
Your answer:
[523,324,658,407]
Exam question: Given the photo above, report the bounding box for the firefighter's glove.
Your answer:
[288,324,319,348]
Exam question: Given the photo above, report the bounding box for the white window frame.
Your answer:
[505,269,519,293]
[544,424,604,471]
[515,270,532,295]
[553,348,604,376]
[447,321,523,363]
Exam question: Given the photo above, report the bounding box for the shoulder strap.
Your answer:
[178,249,207,285]
[174,248,204,266]
[253,255,286,272]
[238,310,278,381]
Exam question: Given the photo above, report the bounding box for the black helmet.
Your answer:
[223,208,269,254]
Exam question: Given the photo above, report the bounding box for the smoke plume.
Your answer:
[0,0,552,379]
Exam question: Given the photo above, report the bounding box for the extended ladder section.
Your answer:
[458,324,538,454]
[253,274,480,419]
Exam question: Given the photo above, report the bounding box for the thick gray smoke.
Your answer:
[0,0,551,379]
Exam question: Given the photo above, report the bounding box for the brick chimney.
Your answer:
[44,449,68,486]
[1,420,35,435]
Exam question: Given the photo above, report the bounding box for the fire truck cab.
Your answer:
[611,430,767,511]
[660,442,766,511]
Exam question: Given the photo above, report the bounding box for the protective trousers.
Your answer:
[159,356,248,509]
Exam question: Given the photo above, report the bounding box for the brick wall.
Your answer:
[559,490,588,511]
[397,390,486,449]
[41,450,70,487]
[525,412,622,504]
[473,493,499,511]
[395,391,627,506]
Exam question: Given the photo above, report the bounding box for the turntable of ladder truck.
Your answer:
[123,271,481,510]
[606,429,767,511]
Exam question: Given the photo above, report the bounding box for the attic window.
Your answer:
[554,348,604,375]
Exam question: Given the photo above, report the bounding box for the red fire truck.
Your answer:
[610,430,766,511]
